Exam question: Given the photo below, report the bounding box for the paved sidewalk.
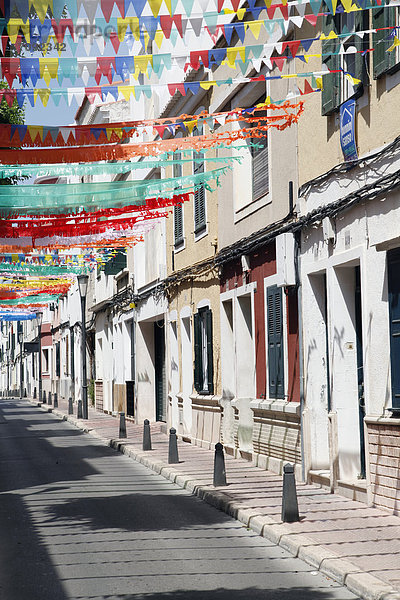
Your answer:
[28,396,400,600]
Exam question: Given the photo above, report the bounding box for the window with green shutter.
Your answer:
[267,285,285,399]
[193,308,214,395]
[104,250,127,276]
[193,150,206,234]
[173,152,184,247]
[373,6,399,79]
[322,2,368,115]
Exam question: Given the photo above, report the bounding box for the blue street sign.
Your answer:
[340,99,358,162]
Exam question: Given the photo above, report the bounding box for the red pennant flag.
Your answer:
[272,56,286,71]
[303,80,314,95]
[280,4,289,20]
[283,40,301,59]
[231,0,241,10]
[218,0,224,10]
[101,0,114,22]
[167,83,186,97]
[160,15,173,39]
[173,14,183,37]
[109,31,120,53]
[305,14,318,26]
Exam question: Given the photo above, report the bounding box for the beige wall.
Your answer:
[297,21,400,187]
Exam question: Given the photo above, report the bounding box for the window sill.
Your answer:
[234,192,271,224]
[174,241,185,254]
[194,226,207,242]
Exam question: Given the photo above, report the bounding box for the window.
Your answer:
[55,342,60,377]
[373,6,400,78]
[322,3,368,115]
[194,307,213,394]
[388,248,400,409]
[193,129,206,234]
[267,285,285,399]
[42,348,49,373]
[104,250,127,276]
[173,152,184,247]
[251,112,269,201]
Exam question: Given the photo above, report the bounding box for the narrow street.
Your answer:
[0,398,358,600]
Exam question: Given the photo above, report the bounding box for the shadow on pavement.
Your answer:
[83,587,355,600]
[45,492,228,531]
[0,493,69,600]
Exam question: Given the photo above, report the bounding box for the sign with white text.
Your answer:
[340,99,358,162]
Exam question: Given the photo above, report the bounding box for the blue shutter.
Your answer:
[267,285,285,399]
[388,249,400,408]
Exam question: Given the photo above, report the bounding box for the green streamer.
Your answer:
[0,152,246,179]
[0,264,87,275]
[0,167,229,215]
[0,294,60,305]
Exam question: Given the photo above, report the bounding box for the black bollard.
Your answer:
[143,419,152,451]
[53,392,58,408]
[119,412,127,439]
[281,463,300,523]
[168,428,179,464]
[33,387,37,399]
[68,397,73,415]
[42,390,46,404]
[213,442,227,486]
[77,399,83,419]
[24,388,27,398]
[48,392,52,406]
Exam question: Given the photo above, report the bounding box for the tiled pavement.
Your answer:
[27,396,400,600]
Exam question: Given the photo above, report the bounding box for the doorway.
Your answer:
[154,319,166,422]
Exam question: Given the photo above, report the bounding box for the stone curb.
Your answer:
[30,400,400,600]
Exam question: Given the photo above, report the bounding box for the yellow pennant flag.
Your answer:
[31,0,52,23]
[28,126,44,142]
[237,8,246,19]
[34,88,51,107]
[320,30,338,40]
[119,86,135,101]
[388,36,400,52]
[148,0,163,17]
[237,46,246,63]
[247,21,263,40]
[227,47,239,67]
[154,30,164,49]
[345,73,361,85]
[200,81,216,90]
[185,119,197,134]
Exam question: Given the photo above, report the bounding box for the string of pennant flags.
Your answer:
[0,31,391,89]
[2,0,390,312]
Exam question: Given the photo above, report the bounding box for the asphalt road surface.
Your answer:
[0,398,359,600]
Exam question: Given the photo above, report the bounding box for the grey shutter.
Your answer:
[193,150,206,233]
[321,11,341,115]
[193,312,201,392]
[206,309,214,395]
[373,6,397,79]
[174,204,184,246]
[267,286,285,399]
[252,142,269,201]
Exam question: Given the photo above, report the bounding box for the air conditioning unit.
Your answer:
[276,232,296,287]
